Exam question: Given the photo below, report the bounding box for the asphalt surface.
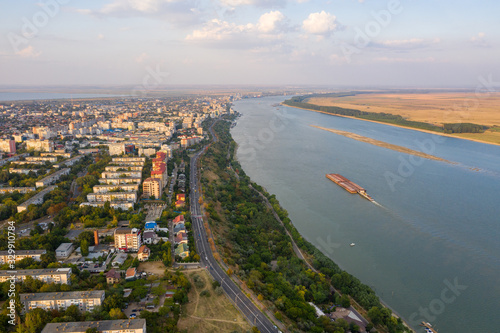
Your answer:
[190,121,280,333]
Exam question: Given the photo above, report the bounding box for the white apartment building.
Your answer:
[143,178,161,199]
[41,319,146,333]
[0,249,46,263]
[35,168,70,188]
[26,139,54,152]
[114,228,142,252]
[80,201,134,210]
[108,143,125,156]
[0,268,72,284]
[26,156,58,163]
[92,184,139,193]
[20,290,105,313]
[101,171,142,179]
[98,177,142,185]
[104,166,143,172]
[87,192,138,203]
[17,186,57,213]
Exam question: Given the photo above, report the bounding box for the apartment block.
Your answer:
[17,186,57,213]
[112,157,146,165]
[35,168,70,188]
[0,187,35,194]
[26,139,54,152]
[41,319,146,333]
[143,178,162,199]
[104,166,143,172]
[87,192,137,203]
[98,177,142,185]
[114,227,142,252]
[0,139,16,154]
[0,267,72,284]
[92,184,139,193]
[20,290,105,312]
[101,171,142,179]
[0,249,46,264]
[80,201,134,210]
[26,156,58,163]
[108,143,125,156]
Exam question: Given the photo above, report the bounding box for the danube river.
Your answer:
[231,95,500,332]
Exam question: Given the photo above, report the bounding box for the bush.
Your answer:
[200,290,210,297]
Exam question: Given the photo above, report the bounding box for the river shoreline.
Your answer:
[282,103,500,147]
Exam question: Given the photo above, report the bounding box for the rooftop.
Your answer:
[21,290,105,302]
[41,319,146,333]
[0,267,71,276]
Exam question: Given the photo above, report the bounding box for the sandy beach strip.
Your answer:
[311,125,455,164]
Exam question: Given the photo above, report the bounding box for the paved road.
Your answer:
[190,121,280,333]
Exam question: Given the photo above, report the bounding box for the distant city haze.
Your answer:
[1,0,499,87]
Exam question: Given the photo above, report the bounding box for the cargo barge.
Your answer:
[326,174,374,201]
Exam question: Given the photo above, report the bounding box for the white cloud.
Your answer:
[257,11,285,33]
[97,34,105,40]
[16,46,41,58]
[186,11,288,44]
[186,19,254,41]
[302,11,337,35]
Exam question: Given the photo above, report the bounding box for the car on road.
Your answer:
[129,313,137,319]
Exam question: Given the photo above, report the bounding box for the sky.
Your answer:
[0,0,499,88]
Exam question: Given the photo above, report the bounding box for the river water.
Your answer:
[231,95,500,333]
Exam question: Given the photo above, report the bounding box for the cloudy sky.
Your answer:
[0,0,498,87]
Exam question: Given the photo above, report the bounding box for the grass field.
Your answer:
[306,92,500,144]
[177,269,252,333]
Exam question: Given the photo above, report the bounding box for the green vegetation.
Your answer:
[201,118,411,333]
[284,94,488,134]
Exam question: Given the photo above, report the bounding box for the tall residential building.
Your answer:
[20,290,105,312]
[41,319,146,333]
[143,178,162,199]
[114,228,142,252]
[26,139,54,152]
[0,139,16,154]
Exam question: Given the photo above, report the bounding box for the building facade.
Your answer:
[41,319,146,333]
[0,268,72,284]
[20,290,105,313]
[114,228,142,252]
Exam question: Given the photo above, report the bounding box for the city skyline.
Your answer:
[0,0,499,87]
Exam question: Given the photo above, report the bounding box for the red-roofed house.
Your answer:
[173,215,185,225]
[137,245,150,261]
